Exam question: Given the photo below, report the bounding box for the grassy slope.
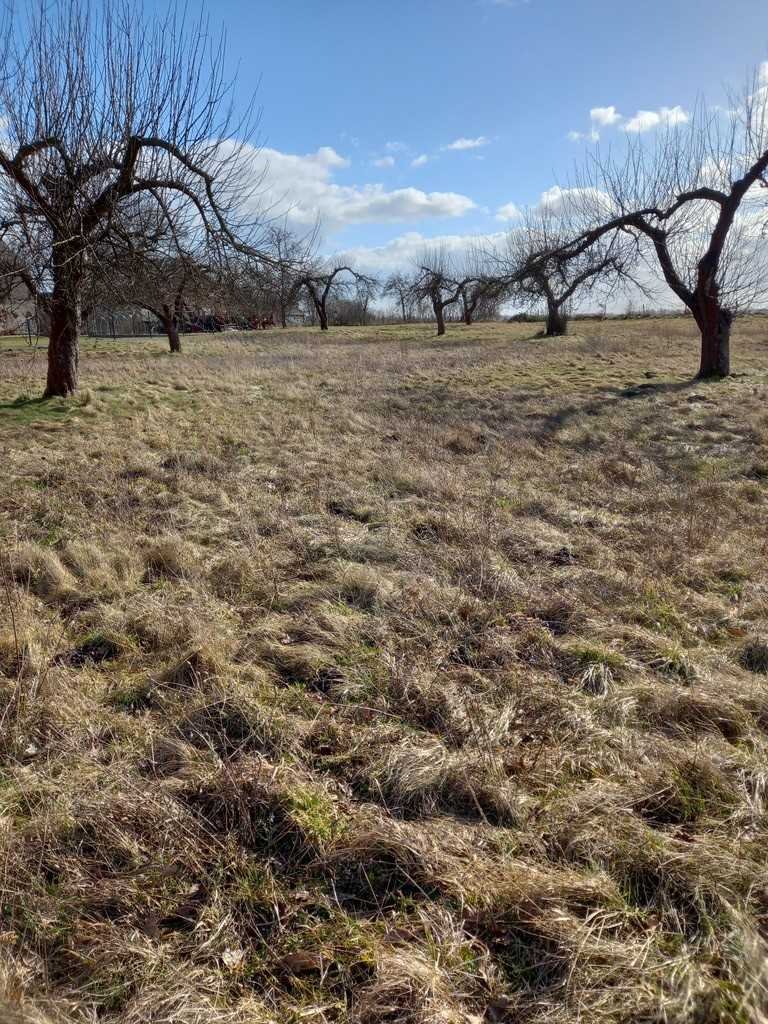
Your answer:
[1,318,768,1024]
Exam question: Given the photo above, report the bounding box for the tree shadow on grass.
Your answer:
[385,372,705,444]
[0,394,73,427]
[533,378,701,441]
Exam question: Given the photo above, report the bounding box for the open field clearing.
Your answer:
[2,318,768,1023]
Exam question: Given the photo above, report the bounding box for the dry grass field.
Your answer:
[1,317,768,1024]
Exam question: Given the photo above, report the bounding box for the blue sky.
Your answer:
[152,0,767,270]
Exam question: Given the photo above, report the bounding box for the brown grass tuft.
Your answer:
[7,543,75,603]
[142,535,197,581]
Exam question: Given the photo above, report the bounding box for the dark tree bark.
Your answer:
[45,249,82,398]
[695,299,731,377]
[459,285,473,325]
[689,256,731,377]
[45,302,80,397]
[161,314,182,353]
[150,299,183,353]
[302,280,328,330]
[317,300,329,331]
[545,299,568,337]
[433,297,446,336]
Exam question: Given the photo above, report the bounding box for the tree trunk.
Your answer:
[160,305,182,353]
[545,301,568,337]
[167,320,182,353]
[318,303,329,330]
[434,299,446,337]
[44,257,81,398]
[463,305,472,326]
[400,296,406,322]
[696,299,731,378]
[280,303,287,328]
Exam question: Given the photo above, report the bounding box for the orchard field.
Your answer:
[1,318,768,1023]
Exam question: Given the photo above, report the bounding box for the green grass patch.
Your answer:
[286,785,347,845]
[0,394,77,428]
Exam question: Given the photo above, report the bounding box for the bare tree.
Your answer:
[355,274,378,325]
[564,71,768,376]
[222,250,282,327]
[458,279,496,325]
[412,248,473,336]
[455,248,507,325]
[97,225,225,353]
[501,208,637,336]
[383,272,417,322]
[300,264,377,331]
[0,0,270,396]
[261,221,317,328]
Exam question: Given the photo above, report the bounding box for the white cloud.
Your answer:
[568,105,620,141]
[233,143,476,232]
[372,156,395,168]
[444,136,490,151]
[590,105,621,126]
[568,102,689,140]
[623,110,664,133]
[385,141,407,153]
[496,201,522,222]
[537,185,575,213]
[623,105,689,133]
[567,129,600,143]
[313,146,351,169]
[411,154,429,167]
[749,64,768,125]
[536,185,615,219]
[337,230,506,276]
